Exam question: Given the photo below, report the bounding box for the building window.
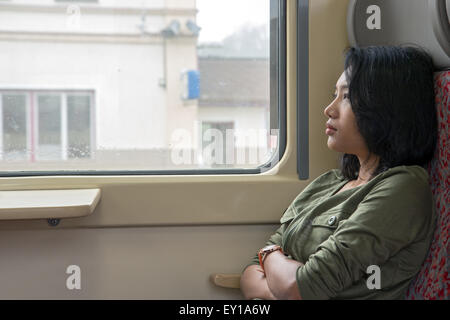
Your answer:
[0,91,94,163]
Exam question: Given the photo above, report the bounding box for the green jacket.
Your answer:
[246,165,436,299]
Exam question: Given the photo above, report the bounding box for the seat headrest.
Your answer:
[348,0,450,70]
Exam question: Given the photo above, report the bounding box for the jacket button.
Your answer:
[328,216,337,226]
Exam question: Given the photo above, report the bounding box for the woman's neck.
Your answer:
[355,153,380,184]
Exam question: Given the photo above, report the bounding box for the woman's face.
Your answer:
[323,72,368,156]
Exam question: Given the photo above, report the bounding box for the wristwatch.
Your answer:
[258,244,284,273]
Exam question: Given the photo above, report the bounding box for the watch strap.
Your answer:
[258,245,284,273]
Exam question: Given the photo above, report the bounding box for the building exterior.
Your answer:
[0,0,199,170]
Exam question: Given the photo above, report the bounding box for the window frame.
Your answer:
[297,0,309,180]
[0,0,287,177]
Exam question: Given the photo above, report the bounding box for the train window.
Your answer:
[0,0,286,176]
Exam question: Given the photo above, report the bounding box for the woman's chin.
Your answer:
[326,140,343,153]
[326,139,337,151]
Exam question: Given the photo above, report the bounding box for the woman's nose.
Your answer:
[324,102,336,118]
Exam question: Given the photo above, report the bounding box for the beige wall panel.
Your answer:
[0,225,277,299]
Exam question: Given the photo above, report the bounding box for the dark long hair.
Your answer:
[340,46,437,180]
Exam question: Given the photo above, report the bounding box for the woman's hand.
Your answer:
[263,251,304,300]
[240,265,277,300]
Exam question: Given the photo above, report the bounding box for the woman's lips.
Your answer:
[325,124,337,135]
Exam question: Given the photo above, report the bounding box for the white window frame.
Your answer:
[0,89,95,162]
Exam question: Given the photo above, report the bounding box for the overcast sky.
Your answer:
[196,0,270,43]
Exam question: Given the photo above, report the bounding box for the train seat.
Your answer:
[406,70,450,300]
[211,70,450,300]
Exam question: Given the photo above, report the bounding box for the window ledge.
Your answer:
[0,188,101,220]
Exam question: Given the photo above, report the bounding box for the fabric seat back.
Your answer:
[406,70,449,300]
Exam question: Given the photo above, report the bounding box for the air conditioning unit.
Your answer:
[181,70,200,100]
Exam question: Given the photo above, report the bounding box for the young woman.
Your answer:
[240,46,438,300]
